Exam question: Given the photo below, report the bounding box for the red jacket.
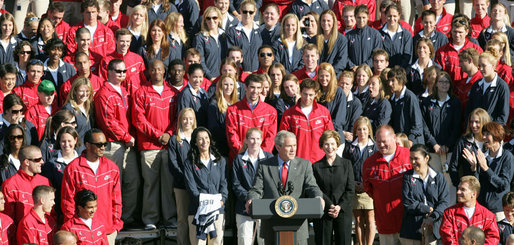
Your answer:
[470,14,490,39]
[170,80,188,94]
[226,97,278,160]
[63,51,103,74]
[292,66,318,81]
[13,81,40,109]
[1,170,50,225]
[0,92,12,114]
[94,83,133,143]
[55,20,71,41]
[414,8,453,35]
[132,83,177,150]
[0,212,14,245]
[435,39,483,82]
[61,215,108,245]
[440,202,500,245]
[497,61,513,86]
[333,0,376,31]
[454,71,482,111]
[106,13,129,33]
[66,21,116,58]
[98,51,145,82]
[279,101,334,163]
[25,103,58,141]
[362,145,411,234]
[16,209,56,245]
[58,73,104,107]
[61,156,123,234]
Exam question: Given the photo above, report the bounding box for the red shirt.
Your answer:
[98,51,146,81]
[61,215,108,245]
[496,61,513,86]
[94,83,133,143]
[292,66,318,81]
[16,209,56,245]
[414,8,453,35]
[333,0,376,31]
[132,83,177,150]
[454,71,482,111]
[362,145,412,234]
[107,13,129,33]
[55,20,71,40]
[13,81,40,108]
[63,51,103,74]
[58,73,104,107]
[25,103,58,140]
[66,21,116,58]
[440,202,500,245]
[2,170,51,225]
[470,14,490,39]
[435,39,483,82]
[0,92,12,114]
[61,156,123,234]
[279,101,334,163]
[0,212,14,245]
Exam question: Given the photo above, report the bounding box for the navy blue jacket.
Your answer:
[129,33,145,54]
[232,150,273,215]
[354,89,371,110]
[504,140,514,156]
[175,0,199,36]
[421,96,461,151]
[206,99,229,157]
[465,76,510,125]
[0,37,17,66]
[42,150,76,215]
[177,86,209,126]
[226,24,263,72]
[478,26,514,64]
[138,41,175,75]
[183,156,229,215]
[169,34,185,61]
[0,156,17,186]
[379,25,413,68]
[42,60,77,92]
[260,23,281,46]
[31,37,48,61]
[346,26,383,68]
[498,219,513,245]
[319,33,348,74]
[400,168,449,240]
[342,139,376,182]
[406,61,431,96]
[474,150,514,213]
[412,31,448,62]
[390,87,424,144]
[147,5,178,27]
[318,87,346,138]
[289,0,329,19]
[272,38,304,73]
[362,98,392,133]
[168,134,191,189]
[275,96,297,125]
[343,94,362,132]
[194,32,228,80]
[448,136,481,187]
[0,120,38,154]
[62,103,91,145]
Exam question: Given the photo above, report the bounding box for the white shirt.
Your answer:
[152,4,162,13]
[81,218,93,230]
[382,23,403,40]
[8,154,20,170]
[301,105,313,119]
[84,24,97,39]
[453,43,464,52]
[153,85,164,95]
[463,206,476,220]
[383,153,394,163]
[286,40,295,64]
[87,159,100,175]
[411,59,434,81]
[109,82,123,96]
[391,86,407,102]
[478,74,498,94]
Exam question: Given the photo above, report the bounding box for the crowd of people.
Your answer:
[0,0,512,244]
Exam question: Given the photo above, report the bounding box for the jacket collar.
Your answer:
[412,167,437,179]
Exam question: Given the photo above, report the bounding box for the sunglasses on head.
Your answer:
[259,52,273,58]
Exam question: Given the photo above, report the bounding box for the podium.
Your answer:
[251,198,323,245]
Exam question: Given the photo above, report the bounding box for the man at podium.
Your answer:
[246,130,324,244]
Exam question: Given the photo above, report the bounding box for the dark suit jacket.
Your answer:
[312,156,354,213]
[247,155,323,241]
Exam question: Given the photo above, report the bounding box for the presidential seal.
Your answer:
[275,195,298,218]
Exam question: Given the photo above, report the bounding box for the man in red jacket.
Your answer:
[13,59,44,108]
[132,60,177,230]
[362,125,411,244]
[279,79,334,163]
[59,52,104,106]
[0,191,14,245]
[46,2,70,41]
[414,0,453,35]
[61,129,123,245]
[440,176,500,245]
[2,146,50,226]
[94,59,139,231]
[292,44,319,81]
[16,185,57,245]
[226,74,278,161]
[456,48,482,111]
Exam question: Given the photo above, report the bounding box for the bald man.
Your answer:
[54,230,78,245]
[459,226,485,245]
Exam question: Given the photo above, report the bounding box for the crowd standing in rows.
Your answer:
[0,0,513,244]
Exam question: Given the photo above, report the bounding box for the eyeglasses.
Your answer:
[27,157,43,162]
[206,16,218,21]
[19,51,31,55]
[259,52,273,58]
[242,10,255,15]
[90,142,108,148]
[112,69,127,74]
[10,109,24,114]
[9,135,24,140]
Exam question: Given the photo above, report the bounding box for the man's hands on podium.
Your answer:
[245,197,325,215]
[316,196,325,211]
[245,199,252,215]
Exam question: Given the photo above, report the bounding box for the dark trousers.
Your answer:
[313,212,352,245]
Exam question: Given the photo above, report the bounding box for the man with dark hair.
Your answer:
[227,46,250,82]
[2,146,50,225]
[13,59,45,108]
[62,129,122,245]
[498,192,514,245]
[414,0,453,35]
[61,189,108,244]
[292,44,320,81]
[0,64,17,113]
[59,51,103,106]
[279,78,334,163]
[168,59,187,93]
[456,48,482,110]
[346,5,383,70]
[16,185,57,245]
[372,49,390,76]
[46,2,70,40]
[53,230,78,245]
[65,0,115,58]
[226,74,278,161]
[183,48,212,91]
[177,64,209,126]
[255,45,275,74]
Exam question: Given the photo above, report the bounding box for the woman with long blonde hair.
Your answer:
[316,10,348,74]
[63,77,93,142]
[165,12,188,60]
[486,33,513,85]
[127,5,149,52]
[478,2,513,57]
[316,63,347,138]
[272,13,305,73]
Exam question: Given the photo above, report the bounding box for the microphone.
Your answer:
[287,181,294,195]
[277,182,285,196]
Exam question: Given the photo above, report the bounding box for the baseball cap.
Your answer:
[38,80,56,95]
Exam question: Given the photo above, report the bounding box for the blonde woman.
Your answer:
[63,77,93,142]
[127,5,149,52]
[194,7,227,80]
[146,0,177,25]
[207,75,239,157]
[478,3,514,57]
[317,10,348,74]
[165,12,188,60]
[362,75,392,132]
[486,34,513,85]
[354,64,373,108]
[316,63,347,138]
[272,13,305,73]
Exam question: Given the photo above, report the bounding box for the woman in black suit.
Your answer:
[313,130,354,245]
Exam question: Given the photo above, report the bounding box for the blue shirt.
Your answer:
[278,156,290,179]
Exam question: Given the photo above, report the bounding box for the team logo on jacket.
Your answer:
[104,175,110,180]
[315,120,321,125]
[131,67,137,72]
[499,224,505,231]
[443,27,449,32]
[97,231,103,236]
[411,177,417,185]
[259,118,264,122]
[299,6,304,12]
[236,31,241,37]
[100,38,105,42]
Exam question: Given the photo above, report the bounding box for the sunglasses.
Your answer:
[90,142,108,148]
[206,16,218,21]
[259,52,273,57]
[9,135,24,140]
[242,10,255,15]
[19,51,31,55]
[10,109,24,114]
[112,69,127,74]
[27,157,43,162]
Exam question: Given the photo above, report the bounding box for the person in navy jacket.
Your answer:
[316,63,347,138]
[194,7,228,81]
[145,0,178,27]
[275,74,300,124]
[400,144,449,244]
[174,0,200,37]
[177,64,210,127]
[272,14,304,73]
[41,38,76,93]
[226,0,262,72]
[138,20,174,78]
[387,66,424,145]
[406,38,435,96]
[346,5,383,70]
[317,10,348,75]
[378,4,413,68]
[362,75,391,132]
[165,12,187,61]
[260,4,281,46]
[338,70,363,142]
[0,13,19,66]
[290,0,328,20]
[232,128,273,245]
[477,3,514,63]
[411,10,448,62]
